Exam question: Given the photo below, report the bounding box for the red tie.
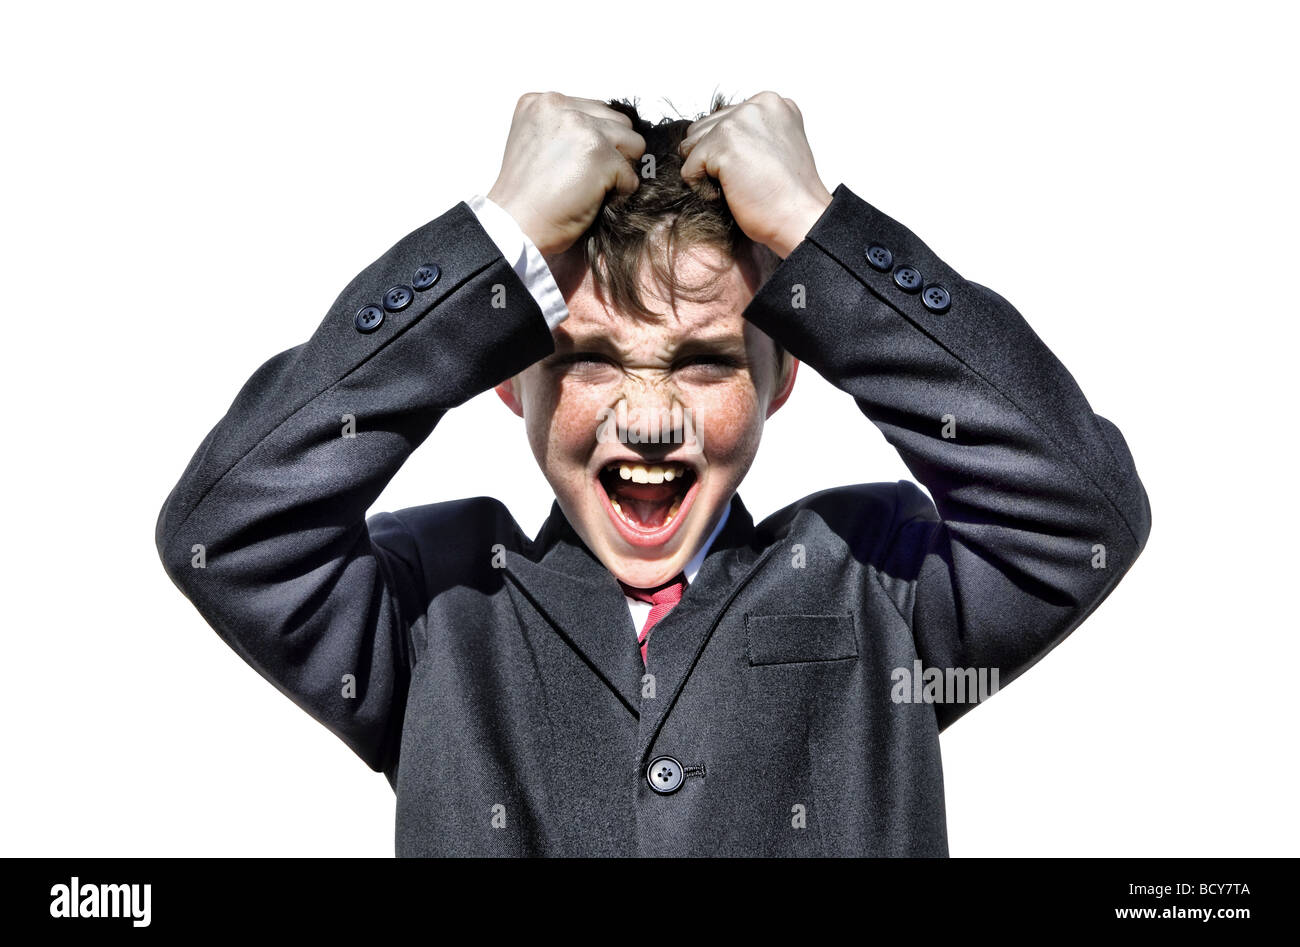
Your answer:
[620,573,687,666]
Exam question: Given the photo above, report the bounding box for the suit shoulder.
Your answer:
[756,480,928,548]
[369,496,526,563]
[752,481,938,597]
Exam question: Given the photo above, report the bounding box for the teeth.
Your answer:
[608,462,688,482]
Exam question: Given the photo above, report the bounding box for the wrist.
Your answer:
[769,189,833,259]
[486,189,549,254]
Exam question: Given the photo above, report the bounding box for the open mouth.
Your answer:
[595,459,700,547]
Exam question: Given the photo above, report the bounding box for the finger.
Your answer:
[568,99,635,127]
[601,123,647,161]
[609,155,640,196]
[679,110,732,155]
[679,131,721,185]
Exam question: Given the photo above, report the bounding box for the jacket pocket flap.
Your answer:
[745,614,858,666]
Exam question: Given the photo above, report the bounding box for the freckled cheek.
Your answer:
[529,382,608,473]
[692,382,765,468]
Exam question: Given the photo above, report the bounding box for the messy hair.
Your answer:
[582,95,785,343]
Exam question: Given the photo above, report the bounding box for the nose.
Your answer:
[609,377,691,452]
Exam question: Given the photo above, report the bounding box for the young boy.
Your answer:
[156,91,1151,856]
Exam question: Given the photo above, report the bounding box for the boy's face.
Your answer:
[496,243,796,589]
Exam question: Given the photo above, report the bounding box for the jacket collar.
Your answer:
[501,493,768,720]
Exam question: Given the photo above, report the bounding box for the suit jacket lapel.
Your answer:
[631,494,776,760]
[501,494,776,742]
[502,502,645,713]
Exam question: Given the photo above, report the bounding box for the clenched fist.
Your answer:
[680,91,833,259]
[487,92,647,256]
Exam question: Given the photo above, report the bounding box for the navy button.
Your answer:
[647,756,684,794]
[355,305,384,333]
[922,284,951,314]
[865,245,893,271]
[893,265,922,293]
[412,264,441,291]
[383,285,413,312]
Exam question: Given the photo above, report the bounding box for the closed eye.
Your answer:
[547,352,621,379]
[674,354,741,376]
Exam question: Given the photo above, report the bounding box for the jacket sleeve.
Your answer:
[154,202,556,776]
[742,183,1152,731]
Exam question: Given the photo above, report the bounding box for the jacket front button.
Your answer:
[355,305,384,333]
[922,284,951,313]
[893,265,922,293]
[383,284,413,312]
[647,755,684,794]
[412,263,441,290]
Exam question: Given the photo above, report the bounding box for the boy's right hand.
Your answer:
[487,93,646,256]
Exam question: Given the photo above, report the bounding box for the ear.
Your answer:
[494,377,524,418]
[765,355,798,419]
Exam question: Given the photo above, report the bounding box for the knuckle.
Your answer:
[536,91,567,112]
[578,128,606,155]
[559,104,586,124]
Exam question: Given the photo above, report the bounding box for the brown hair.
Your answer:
[581,95,786,371]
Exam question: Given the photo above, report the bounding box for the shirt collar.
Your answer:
[684,499,732,585]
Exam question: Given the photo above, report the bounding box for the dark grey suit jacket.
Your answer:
[156,184,1151,856]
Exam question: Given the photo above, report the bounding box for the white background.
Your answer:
[3,0,1296,857]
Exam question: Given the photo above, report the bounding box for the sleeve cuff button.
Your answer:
[355,305,384,333]
[865,244,894,271]
[893,265,923,293]
[383,285,414,312]
[922,284,951,313]
[413,264,441,290]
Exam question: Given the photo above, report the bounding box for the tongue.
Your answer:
[617,483,676,502]
[624,496,671,528]
[611,483,676,529]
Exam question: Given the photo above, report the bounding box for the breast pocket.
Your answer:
[744,614,858,666]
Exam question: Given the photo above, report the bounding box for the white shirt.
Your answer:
[467,194,570,330]
[465,194,732,634]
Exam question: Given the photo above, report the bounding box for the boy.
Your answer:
[157,91,1151,856]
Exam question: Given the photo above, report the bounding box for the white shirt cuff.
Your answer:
[467,194,569,330]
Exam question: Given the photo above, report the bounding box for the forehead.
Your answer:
[553,244,764,351]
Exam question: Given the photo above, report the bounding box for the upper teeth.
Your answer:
[613,463,688,484]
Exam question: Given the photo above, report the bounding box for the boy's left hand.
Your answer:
[679,91,833,259]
